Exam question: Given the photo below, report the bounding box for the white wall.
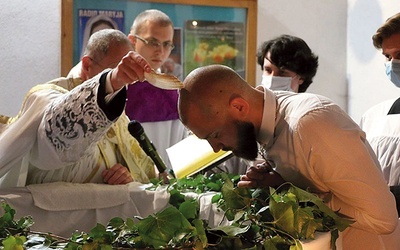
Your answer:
[0,0,398,123]
[256,0,348,112]
[0,0,60,116]
[347,0,400,122]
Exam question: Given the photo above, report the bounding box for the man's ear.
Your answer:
[80,56,92,81]
[128,34,136,50]
[298,76,305,86]
[229,97,249,118]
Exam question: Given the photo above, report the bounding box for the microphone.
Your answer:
[128,120,176,180]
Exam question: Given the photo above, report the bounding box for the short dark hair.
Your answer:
[256,34,319,93]
[372,12,400,49]
[130,9,173,35]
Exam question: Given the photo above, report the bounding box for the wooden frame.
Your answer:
[61,0,257,85]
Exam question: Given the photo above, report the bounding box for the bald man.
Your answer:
[178,64,400,249]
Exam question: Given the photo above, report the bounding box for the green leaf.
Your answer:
[192,219,207,248]
[179,200,198,220]
[211,193,222,203]
[289,239,303,250]
[294,206,321,239]
[0,201,16,229]
[289,185,354,231]
[206,182,221,191]
[169,189,186,208]
[209,224,250,237]
[269,198,296,236]
[2,235,26,250]
[138,206,195,248]
[88,224,114,244]
[107,217,124,228]
[0,176,353,250]
[330,229,339,250]
[100,244,113,250]
[263,236,284,250]
[221,180,250,209]
[125,217,136,230]
[300,218,323,239]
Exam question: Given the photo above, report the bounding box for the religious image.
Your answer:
[78,9,125,58]
[184,20,245,78]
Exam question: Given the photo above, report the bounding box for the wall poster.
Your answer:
[78,9,125,58]
[185,20,245,79]
[62,0,257,85]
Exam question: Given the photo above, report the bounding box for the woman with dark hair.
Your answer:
[257,34,319,93]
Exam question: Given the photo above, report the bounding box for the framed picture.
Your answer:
[61,0,257,85]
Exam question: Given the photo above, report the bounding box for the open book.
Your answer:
[166,135,233,178]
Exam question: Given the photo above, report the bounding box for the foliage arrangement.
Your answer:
[0,173,353,250]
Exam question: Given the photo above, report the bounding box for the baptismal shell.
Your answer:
[144,70,183,90]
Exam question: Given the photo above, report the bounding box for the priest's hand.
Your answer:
[237,161,285,188]
[109,51,152,91]
[102,163,133,185]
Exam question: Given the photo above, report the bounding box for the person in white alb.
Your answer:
[360,12,400,217]
[0,29,158,187]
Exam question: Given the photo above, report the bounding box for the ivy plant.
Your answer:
[0,173,353,250]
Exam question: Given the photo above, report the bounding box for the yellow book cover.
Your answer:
[167,135,233,178]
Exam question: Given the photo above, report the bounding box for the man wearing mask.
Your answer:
[257,34,319,93]
[360,12,400,216]
[125,9,186,170]
[213,35,319,176]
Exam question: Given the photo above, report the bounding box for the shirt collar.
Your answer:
[257,86,276,148]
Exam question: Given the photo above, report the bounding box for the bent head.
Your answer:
[178,64,259,160]
[81,29,133,81]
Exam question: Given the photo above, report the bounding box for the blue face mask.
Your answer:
[385,59,400,87]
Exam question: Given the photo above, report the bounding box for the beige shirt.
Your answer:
[258,88,400,249]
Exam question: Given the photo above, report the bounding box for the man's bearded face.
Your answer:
[230,120,258,160]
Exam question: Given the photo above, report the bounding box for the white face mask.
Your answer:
[385,59,400,88]
[261,75,295,92]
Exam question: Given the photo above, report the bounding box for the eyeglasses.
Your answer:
[134,35,175,50]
